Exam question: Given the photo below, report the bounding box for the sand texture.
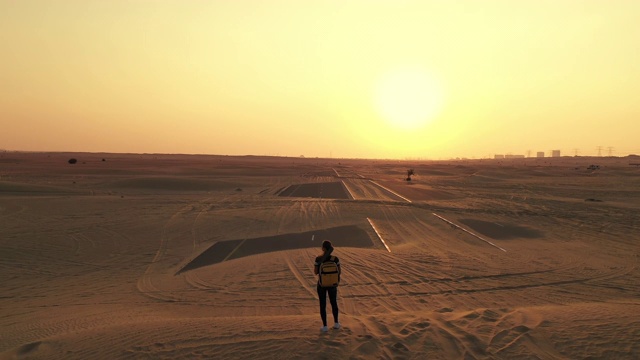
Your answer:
[1,152,639,359]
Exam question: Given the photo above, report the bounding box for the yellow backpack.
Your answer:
[319,256,340,287]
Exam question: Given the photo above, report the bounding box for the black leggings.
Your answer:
[317,284,339,326]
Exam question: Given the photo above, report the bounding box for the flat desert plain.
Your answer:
[1,152,639,359]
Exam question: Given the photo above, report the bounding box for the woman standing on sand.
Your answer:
[314,240,341,332]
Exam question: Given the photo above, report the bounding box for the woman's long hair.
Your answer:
[321,240,334,261]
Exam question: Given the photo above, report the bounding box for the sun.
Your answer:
[374,68,444,130]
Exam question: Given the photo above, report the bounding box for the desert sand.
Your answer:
[1,152,639,359]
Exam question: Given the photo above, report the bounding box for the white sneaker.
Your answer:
[333,323,341,329]
[320,326,328,332]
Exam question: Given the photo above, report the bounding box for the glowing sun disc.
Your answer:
[374,68,443,130]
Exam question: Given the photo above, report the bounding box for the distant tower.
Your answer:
[607,147,614,157]
[573,148,579,157]
[596,146,603,156]
[527,150,532,158]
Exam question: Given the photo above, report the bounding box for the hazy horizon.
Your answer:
[2,147,636,161]
[2,1,639,159]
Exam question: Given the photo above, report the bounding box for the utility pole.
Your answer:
[596,146,603,157]
[607,147,614,157]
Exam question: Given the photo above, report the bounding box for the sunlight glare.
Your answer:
[374,68,444,130]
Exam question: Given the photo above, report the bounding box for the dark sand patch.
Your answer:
[0,181,84,195]
[178,225,374,273]
[458,219,543,240]
[111,177,235,192]
[278,182,350,199]
[17,341,42,356]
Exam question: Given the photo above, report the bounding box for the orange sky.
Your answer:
[1,1,639,159]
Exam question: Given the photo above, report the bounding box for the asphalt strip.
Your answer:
[369,180,412,203]
[432,213,507,253]
[367,217,392,253]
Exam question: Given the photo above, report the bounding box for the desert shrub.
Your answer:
[406,169,414,181]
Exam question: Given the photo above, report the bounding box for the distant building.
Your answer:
[505,154,525,159]
[537,152,545,158]
[494,154,504,159]
[552,150,561,157]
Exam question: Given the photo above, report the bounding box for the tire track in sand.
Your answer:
[137,198,218,303]
[285,254,317,299]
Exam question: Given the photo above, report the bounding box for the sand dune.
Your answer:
[1,152,639,359]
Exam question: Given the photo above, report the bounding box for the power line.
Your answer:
[596,146,603,157]
[607,147,614,157]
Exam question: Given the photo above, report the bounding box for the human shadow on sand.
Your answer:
[177,225,374,274]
